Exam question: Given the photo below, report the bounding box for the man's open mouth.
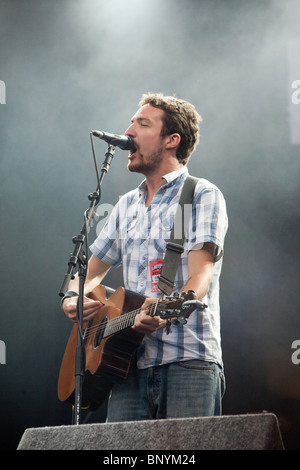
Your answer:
[129,146,137,156]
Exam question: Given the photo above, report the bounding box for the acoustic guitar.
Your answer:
[57,284,205,410]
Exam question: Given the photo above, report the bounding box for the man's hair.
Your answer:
[139,92,202,165]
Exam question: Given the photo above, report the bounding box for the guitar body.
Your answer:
[58,285,146,410]
[58,284,202,411]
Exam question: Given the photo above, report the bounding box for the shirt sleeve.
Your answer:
[186,182,228,262]
[89,199,122,266]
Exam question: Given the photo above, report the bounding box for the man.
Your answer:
[62,93,228,421]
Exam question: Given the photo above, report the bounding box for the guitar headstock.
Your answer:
[157,290,207,328]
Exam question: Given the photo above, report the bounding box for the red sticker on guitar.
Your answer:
[149,259,164,292]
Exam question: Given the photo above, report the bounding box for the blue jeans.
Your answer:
[106,359,225,422]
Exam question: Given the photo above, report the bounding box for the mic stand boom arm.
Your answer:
[58,142,116,426]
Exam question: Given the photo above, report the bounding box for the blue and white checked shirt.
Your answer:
[90,166,228,368]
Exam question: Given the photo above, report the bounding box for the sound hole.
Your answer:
[93,316,108,349]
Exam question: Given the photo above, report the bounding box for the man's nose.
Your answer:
[125,122,135,136]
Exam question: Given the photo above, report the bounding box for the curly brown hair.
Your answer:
[139,93,202,165]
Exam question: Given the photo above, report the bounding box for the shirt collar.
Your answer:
[161,166,188,184]
[138,166,189,193]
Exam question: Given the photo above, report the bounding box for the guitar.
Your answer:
[57,284,206,410]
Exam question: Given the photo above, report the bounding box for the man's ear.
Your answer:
[165,133,181,150]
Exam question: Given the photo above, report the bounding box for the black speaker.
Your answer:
[17,413,284,450]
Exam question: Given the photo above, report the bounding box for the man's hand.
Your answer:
[63,295,103,323]
[132,297,167,334]
[61,255,111,323]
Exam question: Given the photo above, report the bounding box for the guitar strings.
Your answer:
[83,308,139,338]
[82,301,160,340]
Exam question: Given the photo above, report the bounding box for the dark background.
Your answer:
[0,0,299,450]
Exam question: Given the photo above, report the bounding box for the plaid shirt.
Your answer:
[90,166,228,368]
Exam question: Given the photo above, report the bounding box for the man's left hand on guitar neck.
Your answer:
[132,297,167,334]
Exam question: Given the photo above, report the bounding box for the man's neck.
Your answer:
[144,162,183,207]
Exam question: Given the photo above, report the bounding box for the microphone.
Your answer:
[92,130,135,151]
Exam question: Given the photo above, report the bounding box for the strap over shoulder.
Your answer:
[157,175,198,296]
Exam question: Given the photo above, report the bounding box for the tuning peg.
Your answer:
[182,299,207,310]
[165,320,172,335]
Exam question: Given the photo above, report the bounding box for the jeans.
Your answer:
[106,359,225,422]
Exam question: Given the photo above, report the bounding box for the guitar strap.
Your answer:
[157,175,199,296]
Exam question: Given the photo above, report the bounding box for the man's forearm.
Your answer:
[66,254,111,295]
[180,272,211,300]
[182,248,214,300]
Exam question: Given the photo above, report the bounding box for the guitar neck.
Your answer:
[103,302,159,338]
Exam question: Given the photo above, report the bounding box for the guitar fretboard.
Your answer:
[103,302,159,338]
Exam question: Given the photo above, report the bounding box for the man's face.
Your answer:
[125,104,166,175]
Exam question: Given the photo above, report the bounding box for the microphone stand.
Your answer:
[59,139,116,425]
